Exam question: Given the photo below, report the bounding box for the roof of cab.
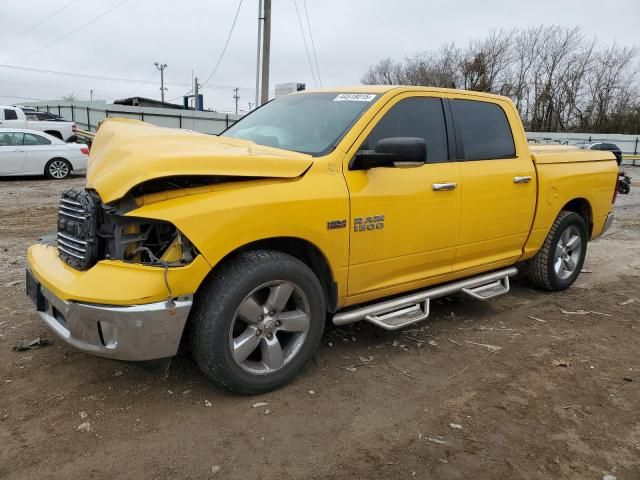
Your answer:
[299,85,512,102]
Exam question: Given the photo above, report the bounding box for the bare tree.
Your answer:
[361,58,403,85]
[361,25,640,133]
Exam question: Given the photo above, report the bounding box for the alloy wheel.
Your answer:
[49,160,69,179]
[229,280,311,374]
[554,225,582,280]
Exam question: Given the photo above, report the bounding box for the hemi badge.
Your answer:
[327,219,347,230]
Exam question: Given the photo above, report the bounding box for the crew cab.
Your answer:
[1,106,76,141]
[25,86,618,394]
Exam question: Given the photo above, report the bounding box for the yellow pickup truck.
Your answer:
[26,86,618,393]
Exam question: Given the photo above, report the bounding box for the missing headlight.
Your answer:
[99,212,195,265]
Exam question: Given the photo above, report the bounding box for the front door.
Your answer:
[23,132,54,174]
[343,94,461,301]
[0,132,26,174]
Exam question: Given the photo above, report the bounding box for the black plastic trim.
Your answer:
[444,99,465,160]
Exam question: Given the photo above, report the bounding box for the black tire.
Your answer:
[523,211,588,291]
[44,158,72,180]
[618,182,630,195]
[190,250,326,394]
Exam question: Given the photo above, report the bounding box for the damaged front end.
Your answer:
[26,187,207,361]
[57,188,196,272]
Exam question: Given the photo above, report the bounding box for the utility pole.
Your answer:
[260,0,271,105]
[193,76,200,110]
[154,62,168,103]
[90,89,94,103]
[255,0,263,108]
[233,88,240,115]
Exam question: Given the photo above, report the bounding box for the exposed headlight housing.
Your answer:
[100,213,195,265]
[58,189,196,270]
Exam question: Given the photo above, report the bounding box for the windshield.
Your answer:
[222,92,379,156]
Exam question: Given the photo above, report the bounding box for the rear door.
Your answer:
[343,93,461,300]
[23,132,54,174]
[0,132,26,174]
[449,97,536,272]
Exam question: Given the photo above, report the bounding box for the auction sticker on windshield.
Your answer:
[333,93,377,102]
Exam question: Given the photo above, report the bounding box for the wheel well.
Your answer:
[46,157,72,170]
[44,130,63,140]
[561,198,593,236]
[215,237,337,313]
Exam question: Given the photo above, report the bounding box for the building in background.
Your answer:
[113,97,185,110]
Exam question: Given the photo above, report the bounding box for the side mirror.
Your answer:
[352,137,427,170]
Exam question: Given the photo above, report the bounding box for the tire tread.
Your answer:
[190,250,324,394]
[523,211,584,291]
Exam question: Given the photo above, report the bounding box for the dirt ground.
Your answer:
[1,169,639,480]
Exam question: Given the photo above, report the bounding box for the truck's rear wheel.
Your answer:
[524,211,588,291]
[190,250,325,394]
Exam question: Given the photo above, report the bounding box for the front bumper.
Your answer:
[27,270,192,361]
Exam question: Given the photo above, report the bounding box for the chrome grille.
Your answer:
[57,189,101,270]
[57,232,87,259]
[58,198,87,221]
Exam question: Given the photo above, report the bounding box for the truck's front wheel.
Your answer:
[190,250,325,394]
[524,211,588,291]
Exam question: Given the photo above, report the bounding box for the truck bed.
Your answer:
[529,145,616,164]
[522,145,618,260]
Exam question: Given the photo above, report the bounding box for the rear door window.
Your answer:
[362,97,449,163]
[451,99,515,160]
[23,133,51,145]
[3,109,19,121]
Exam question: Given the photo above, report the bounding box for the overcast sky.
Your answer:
[1,0,638,112]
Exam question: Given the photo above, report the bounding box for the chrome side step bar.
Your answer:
[332,267,518,330]
[462,277,510,300]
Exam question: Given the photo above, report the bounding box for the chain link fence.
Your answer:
[31,102,241,135]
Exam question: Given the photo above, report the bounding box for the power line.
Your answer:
[302,0,322,87]
[293,0,317,87]
[11,0,130,62]
[168,91,191,103]
[0,94,42,101]
[124,69,158,98]
[0,64,249,90]
[0,0,79,49]
[0,63,186,86]
[202,0,244,87]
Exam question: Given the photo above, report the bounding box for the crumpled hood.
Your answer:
[87,118,313,203]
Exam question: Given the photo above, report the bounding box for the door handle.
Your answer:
[513,176,532,184]
[432,182,457,191]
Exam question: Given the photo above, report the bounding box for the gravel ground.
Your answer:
[1,169,639,480]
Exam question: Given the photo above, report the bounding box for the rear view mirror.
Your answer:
[352,137,427,170]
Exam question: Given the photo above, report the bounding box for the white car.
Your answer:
[0,128,88,180]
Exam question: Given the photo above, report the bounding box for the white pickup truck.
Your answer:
[0,106,76,141]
